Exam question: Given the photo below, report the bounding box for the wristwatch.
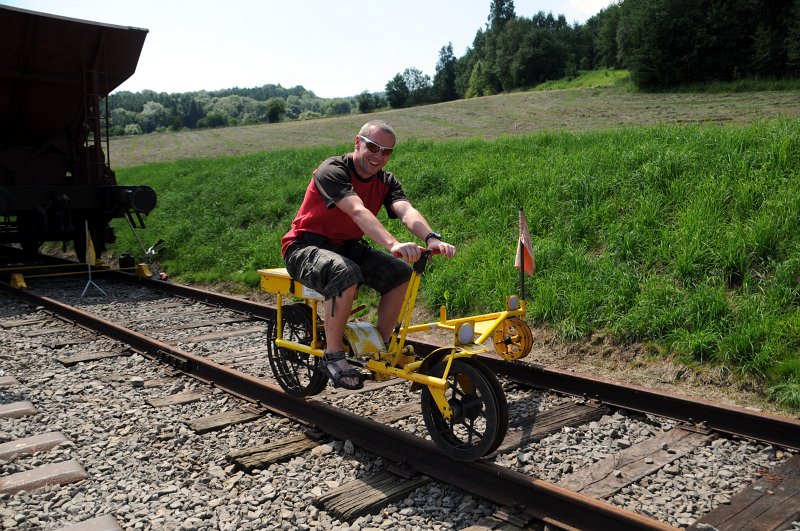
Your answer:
[424,231,442,244]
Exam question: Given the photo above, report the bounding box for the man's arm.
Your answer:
[392,200,456,258]
[335,195,423,261]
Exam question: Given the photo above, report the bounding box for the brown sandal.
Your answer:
[318,351,364,390]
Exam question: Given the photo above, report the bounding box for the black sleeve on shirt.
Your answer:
[312,155,412,217]
[313,157,353,209]
[382,171,410,219]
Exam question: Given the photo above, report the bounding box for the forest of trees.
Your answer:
[106,0,800,136]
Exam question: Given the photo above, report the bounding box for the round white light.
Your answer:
[458,322,475,344]
[507,295,520,311]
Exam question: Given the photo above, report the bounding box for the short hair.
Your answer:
[359,120,396,139]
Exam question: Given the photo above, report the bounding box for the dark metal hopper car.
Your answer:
[0,5,157,258]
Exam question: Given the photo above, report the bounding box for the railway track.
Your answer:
[1,255,798,530]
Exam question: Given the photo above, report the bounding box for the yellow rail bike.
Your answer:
[258,248,533,461]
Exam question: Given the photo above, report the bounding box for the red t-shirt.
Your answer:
[281,154,409,255]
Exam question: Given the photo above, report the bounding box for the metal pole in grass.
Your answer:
[125,215,162,279]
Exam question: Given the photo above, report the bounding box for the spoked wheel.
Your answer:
[466,357,509,455]
[493,317,534,360]
[420,357,508,461]
[267,303,328,397]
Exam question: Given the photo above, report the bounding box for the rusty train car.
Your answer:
[0,5,156,258]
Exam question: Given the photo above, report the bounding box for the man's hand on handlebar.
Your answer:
[391,241,456,262]
[390,242,423,263]
[426,239,456,259]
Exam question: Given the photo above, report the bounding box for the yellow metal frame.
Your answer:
[258,260,527,420]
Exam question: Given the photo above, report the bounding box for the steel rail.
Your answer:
[89,272,800,451]
[479,357,800,452]
[1,282,675,530]
[3,255,797,451]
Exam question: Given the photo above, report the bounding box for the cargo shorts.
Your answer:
[283,238,412,301]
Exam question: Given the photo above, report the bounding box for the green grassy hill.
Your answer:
[110,84,800,410]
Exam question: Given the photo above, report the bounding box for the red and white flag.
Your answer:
[514,210,535,276]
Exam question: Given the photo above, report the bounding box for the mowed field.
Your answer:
[109,87,800,168]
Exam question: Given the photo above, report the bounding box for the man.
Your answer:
[281,120,456,390]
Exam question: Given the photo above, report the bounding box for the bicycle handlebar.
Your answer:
[393,246,442,259]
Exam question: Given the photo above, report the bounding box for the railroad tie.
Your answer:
[22,327,69,338]
[165,325,265,346]
[315,468,429,521]
[48,338,97,349]
[0,317,46,328]
[146,389,208,408]
[0,375,20,387]
[495,401,610,454]
[185,409,262,434]
[689,453,800,531]
[556,426,716,499]
[228,433,327,472]
[0,459,89,494]
[57,350,130,367]
[0,400,38,419]
[53,514,122,531]
[0,431,70,460]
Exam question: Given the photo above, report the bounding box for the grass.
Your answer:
[111,117,800,409]
[107,74,800,169]
[533,69,632,91]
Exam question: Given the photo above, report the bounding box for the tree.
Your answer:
[433,43,458,102]
[787,0,800,73]
[488,0,515,31]
[616,0,702,88]
[357,91,377,113]
[266,97,285,123]
[285,95,302,119]
[196,112,227,129]
[123,123,143,135]
[465,60,491,98]
[385,74,409,108]
[138,101,167,133]
[324,99,352,116]
[454,29,487,98]
[595,4,621,68]
[403,67,433,106]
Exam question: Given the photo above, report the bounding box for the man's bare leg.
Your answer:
[377,282,409,344]
[322,284,361,387]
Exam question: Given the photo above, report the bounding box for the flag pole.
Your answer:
[81,220,107,298]
[519,208,526,301]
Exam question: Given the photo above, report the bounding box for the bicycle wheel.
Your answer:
[267,303,328,397]
[462,357,508,455]
[420,357,505,461]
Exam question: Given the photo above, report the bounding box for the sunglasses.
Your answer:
[358,135,394,156]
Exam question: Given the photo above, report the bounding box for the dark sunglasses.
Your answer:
[358,135,394,156]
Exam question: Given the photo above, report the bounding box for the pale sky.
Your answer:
[5,0,615,98]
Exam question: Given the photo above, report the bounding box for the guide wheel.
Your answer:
[493,317,533,360]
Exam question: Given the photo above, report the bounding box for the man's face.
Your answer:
[353,129,395,177]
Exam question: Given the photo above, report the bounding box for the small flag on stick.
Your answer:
[85,222,96,266]
[515,209,535,276]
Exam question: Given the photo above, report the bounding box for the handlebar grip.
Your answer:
[393,246,441,258]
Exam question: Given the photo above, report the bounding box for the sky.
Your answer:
[4,0,615,98]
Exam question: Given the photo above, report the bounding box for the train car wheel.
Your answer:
[420,358,504,461]
[267,303,328,397]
